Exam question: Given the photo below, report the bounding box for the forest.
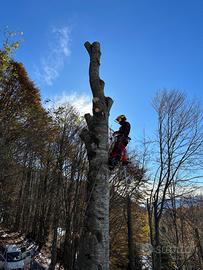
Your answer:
[0,35,203,270]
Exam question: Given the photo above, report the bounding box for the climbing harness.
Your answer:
[108,130,131,185]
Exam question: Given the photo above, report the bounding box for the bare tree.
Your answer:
[147,90,203,270]
[78,42,113,270]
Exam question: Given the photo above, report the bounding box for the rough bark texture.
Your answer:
[195,228,203,266]
[78,42,113,270]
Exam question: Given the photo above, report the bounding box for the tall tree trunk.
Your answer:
[147,199,155,270]
[49,219,58,270]
[153,212,161,270]
[195,228,203,267]
[78,41,113,270]
[49,126,66,270]
[127,195,135,270]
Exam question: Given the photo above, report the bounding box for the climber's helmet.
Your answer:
[115,115,127,123]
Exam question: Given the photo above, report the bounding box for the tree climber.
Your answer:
[109,114,131,170]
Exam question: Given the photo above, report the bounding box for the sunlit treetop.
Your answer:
[0,29,23,80]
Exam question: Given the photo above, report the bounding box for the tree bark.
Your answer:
[195,228,203,267]
[127,195,136,270]
[153,211,161,270]
[78,42,113,270]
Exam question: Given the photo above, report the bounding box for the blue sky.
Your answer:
[1,0,203,142]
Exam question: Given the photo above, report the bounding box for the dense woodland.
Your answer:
[0,37,203,270]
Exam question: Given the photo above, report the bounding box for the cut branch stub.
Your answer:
[84,41,104,99]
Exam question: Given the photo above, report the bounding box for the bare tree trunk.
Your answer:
[49,124,66,270]
[153,214,161,270]
[78,42,113,270]
[195,228,203,267]
[49,218,58,270]
[147,198,155,270]
[127,195,136,270]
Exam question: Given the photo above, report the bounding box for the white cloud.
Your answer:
[34,26,71,85]
[47,92,92,116]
